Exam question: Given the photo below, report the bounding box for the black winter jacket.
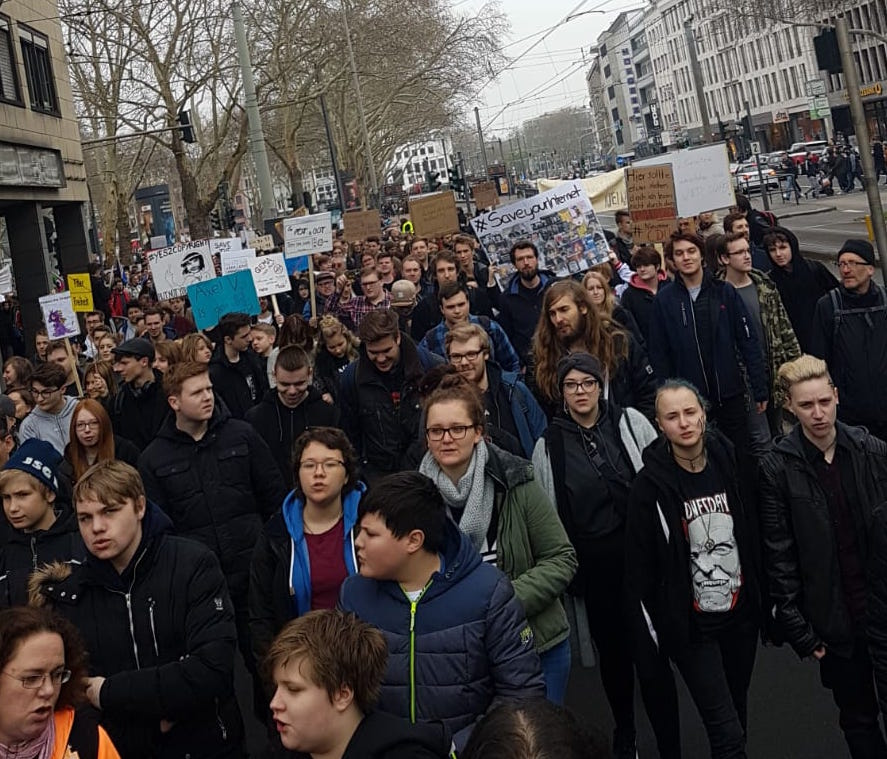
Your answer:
[339,336,443,483]
[866,504,887,719]
[495,271,556,364]
[760,423,887,658]
[0,508,85,607]
[625,431,762,675]
[648,271,768,405]
[110,371,169,451]
[342,711,451,759]
[245,387,339,488]
[209,347,269,419]
[33,503,244,759]
[138,405,288,601]
[313,348,352,402]
[619,275,671,345]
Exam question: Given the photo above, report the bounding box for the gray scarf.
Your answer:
[420,440,495,552]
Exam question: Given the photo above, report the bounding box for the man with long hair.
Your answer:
[532,280,655,419]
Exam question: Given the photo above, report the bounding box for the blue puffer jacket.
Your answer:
[648,271,768,404]
[339,519,545,749]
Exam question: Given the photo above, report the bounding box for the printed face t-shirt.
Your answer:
[678,463,743,615]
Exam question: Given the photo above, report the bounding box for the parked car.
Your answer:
[732,162,780,193]
[788,140,828,165]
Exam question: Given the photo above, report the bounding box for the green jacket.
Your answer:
[486,444,578,653]
[749,269,802,399]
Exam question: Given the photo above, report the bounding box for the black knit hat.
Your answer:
[556,352,604,391]
[838,239,875,265]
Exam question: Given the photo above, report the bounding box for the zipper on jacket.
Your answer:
[124,593,141,668]
[30,536,37,570]
[215,698,228,741]
[148,597,159,657]
[404,578,433,724]
[686,297,712,397]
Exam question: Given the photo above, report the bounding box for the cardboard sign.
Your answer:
[471,180,609,289]
[221,247,256,275]
[39,292,80,338]
[343,209,381,242]
[187,269,260,331]
[625,164,678,244]
[209,237,243,256]
[248,253,290,297]
[284,212,333,259]
[66,273,94,312]
[148,240,215,299]
[408,192,460,237]
[473,181,499,209]
[252,234,275,252]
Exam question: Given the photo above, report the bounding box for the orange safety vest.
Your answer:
[52,707,121,759]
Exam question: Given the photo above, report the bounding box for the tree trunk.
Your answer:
[116,191,132,265]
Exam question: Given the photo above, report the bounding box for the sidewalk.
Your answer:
[746,182,887,220]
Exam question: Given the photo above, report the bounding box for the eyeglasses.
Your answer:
[448,350,483,363]
[299,459,345,473]
[426,425,474,441]
[836,260,870,269]
[75,421,99,431]
[2,668,71,689]
[563,379,598,394]
[30,387,58,398]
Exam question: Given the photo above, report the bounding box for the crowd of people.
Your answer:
[0,195,887,759]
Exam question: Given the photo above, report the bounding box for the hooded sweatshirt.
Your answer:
[342,710,451,759]
[18,396,79,455]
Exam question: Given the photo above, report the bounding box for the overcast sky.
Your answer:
[454,0,635,135]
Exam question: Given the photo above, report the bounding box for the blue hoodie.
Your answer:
[281,482,366,616]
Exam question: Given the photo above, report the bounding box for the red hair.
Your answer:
[67,399,116,482]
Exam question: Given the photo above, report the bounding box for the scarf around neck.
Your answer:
[0,711,55,759]
[420,440,494,552]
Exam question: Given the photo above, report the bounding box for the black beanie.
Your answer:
[838,239,875,265]
[556,352,605,391]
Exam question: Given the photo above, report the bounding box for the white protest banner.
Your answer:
[283,212,332,259]
[221,247,256,275]
[148,240,215,300]
[248,253,290,297]
[470,180,609,289]
[633,143,734,217]
[209,237,244,257]
[0,264,13,294]
[39,292,80,339]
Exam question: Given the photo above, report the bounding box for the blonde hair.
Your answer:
[73,460,145,508]
[0,469,53,501]
[777,355,832,398]
[582,270,616,317]
[445,323,490,353]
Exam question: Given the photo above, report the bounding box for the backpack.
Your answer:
[759,210,778,228]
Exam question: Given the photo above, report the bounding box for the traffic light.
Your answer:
[177,110,196,144]
[429,171,441,191]
[814,29,842,74]
[224,206,236,230]
[450,164,464,194]
[210,208,222,231]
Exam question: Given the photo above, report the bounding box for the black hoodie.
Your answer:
[342,711,451,759]
[244,386,339,488]
[764,226,839,352]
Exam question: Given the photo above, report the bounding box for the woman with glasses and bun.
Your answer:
[0,605,120,758]
[532,352,678,759]
[249,427,366,666]
[417,373,577,705]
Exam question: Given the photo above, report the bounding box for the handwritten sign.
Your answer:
[221,247,256,275]
[252,234,275,252]
[148,240,215,299]
[66,273,94,312]
[284,212,333,259]
[248,253,290,297]
[187,269,259,331]
[209,237,243,256]
[408,192,460,237]
[625,164,678,244]
[473,182,499,209]
[343,209,381,242]
[39,292,80,338]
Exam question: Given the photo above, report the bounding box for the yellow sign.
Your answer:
[861,83,883,97]
[66,273,93,312]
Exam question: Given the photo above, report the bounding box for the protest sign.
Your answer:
[39,292,79,338]
[343,209,381,242]
[408,192,460,237]
[536,168,627,212]
[66,273,94,312]
[187,269,259,331]
[253,234,275,252]
[248,253,290,297]
[472,182,499,209]
[633,143,734,217]
[0,264,12,294]
[209,237,243,257]
[221,247,256,275]
[471,180,609,289]
[625,164,678,244]
[148,240,215,299]
[149,235,167,250]
[284,212,333,259]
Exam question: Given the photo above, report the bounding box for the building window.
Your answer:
[428,145,434,153]
[20,26,58,114]
[604,64,611,79]
[0,17,20,104]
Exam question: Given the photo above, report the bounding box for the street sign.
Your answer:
[750,141,761,155]
[805,79,827,97]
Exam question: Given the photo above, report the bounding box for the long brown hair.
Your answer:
[533,280,628,402]
[67,399,116,482]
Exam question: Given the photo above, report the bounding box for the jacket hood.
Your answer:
[506,269,554,295]
[769,226,801,261]
[281,481,367,543]
[30,396,78,420]
[639,429,734,495]
[4,505,78,544]
[343,711,451,759]
[628,271,668,292]
[484,441,534,489]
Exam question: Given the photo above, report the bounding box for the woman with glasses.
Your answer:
[249,427,366,665]
[62,399,139,483]
[532,353,679,759]
[417,374,577,704]
[0,606,120,758]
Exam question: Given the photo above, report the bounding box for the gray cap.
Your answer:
[112,337,155,360]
